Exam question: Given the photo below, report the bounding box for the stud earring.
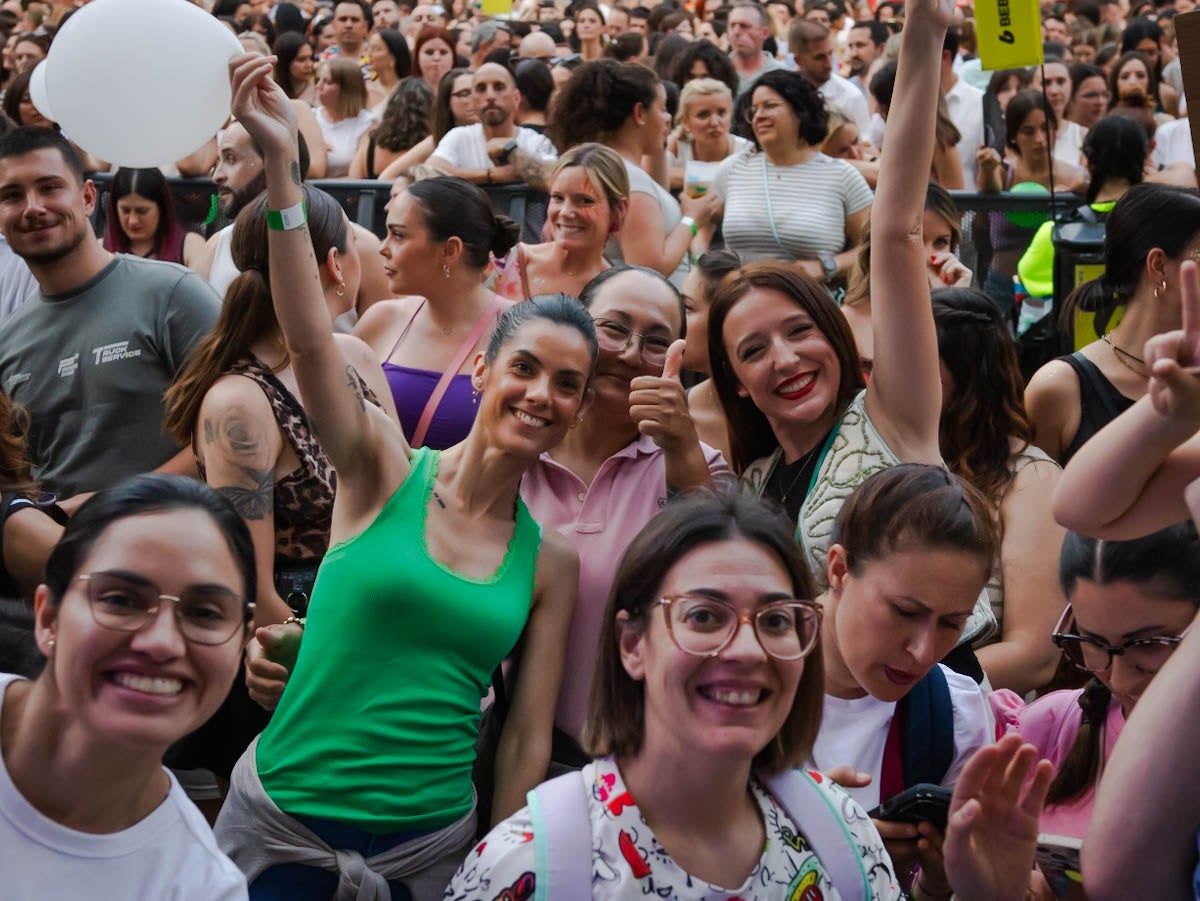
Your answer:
[46,637,55,649]
[472,383,480,404]
[443,265,451,279]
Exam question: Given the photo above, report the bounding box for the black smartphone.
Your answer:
[868,783,953,831]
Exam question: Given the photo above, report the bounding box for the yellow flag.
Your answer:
[480,0,514,15]
[975,0,1043,69]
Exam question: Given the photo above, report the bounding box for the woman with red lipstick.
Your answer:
[491,143,629,302]
[0,475,254,899]
[708,0,950,598]
[812,464,997,898]
[449,490,1055,901]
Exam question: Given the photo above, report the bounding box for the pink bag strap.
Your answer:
[410,297,505,448]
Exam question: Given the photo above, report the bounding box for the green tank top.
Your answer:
[256,447,541,833]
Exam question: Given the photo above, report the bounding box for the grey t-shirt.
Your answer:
[0,255,220,498]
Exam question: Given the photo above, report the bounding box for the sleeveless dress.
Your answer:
[381,301,482,451]
[742,390,998,647]
[256,446,541,833]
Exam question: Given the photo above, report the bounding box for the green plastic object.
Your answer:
[1005,181,1051,228]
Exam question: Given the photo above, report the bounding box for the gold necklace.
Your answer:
[1102,333,1147,377]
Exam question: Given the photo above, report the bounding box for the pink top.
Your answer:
[990,688,1126,838]
[519,434,731,738]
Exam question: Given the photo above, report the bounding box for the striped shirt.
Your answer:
[712,150,873,262]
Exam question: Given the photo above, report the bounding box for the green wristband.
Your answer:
[267,201,307,231]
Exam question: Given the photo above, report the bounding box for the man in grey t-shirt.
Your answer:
[0,128,219,510]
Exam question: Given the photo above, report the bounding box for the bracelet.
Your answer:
[283,615,306,628]
[913,872,953,901]
[266,201,307,231]
[680,215,698,237]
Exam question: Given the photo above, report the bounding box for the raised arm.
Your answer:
[228,54,408,518]
[862,0,950,463]
[1053,260,1200,537]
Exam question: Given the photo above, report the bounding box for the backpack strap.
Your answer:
[764,770,870,901]
[528,771,592,901]
[880,666,956,801]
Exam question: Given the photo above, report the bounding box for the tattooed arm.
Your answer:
[197,376,292,627]
[507,146,552,193]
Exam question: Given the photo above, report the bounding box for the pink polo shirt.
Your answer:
[991,687,1126,839]
[520,434,731,739]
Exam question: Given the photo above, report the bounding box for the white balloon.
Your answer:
[43,0,242,168]
[28,61,54,123]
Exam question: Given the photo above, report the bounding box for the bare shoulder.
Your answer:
[534,526,581,593]
[196,373,284,464]
[353,296,425,350]
[1025,358,1081,407]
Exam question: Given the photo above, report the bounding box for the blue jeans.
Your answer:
[249,815,428,900]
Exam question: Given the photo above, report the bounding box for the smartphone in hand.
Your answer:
[868,783,953,832]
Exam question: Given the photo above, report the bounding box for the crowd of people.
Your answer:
[0,0,1197,899]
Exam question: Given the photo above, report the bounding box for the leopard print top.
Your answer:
[198,355,380,562]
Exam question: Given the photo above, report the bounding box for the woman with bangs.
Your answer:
[491,143,629,302]
[449,488,1055,901]
[706,0,951,598]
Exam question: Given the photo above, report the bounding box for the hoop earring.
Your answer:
[336,282,346,297]
[443,265,451,279]
[1155,279,1167,299]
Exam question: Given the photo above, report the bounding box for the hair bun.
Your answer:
[491,213,520,258]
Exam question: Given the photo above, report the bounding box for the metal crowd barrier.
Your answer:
[87,173,548,244]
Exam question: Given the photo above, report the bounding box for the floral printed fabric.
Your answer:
[444,756,901,900]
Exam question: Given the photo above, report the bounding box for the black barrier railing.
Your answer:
[87,173,547,244]
[87,173,1099,289]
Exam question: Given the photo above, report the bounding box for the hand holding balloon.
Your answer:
[228,53,300,160]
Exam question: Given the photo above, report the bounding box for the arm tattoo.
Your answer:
[346,364,367,411]
[512,148,549,193]
[290,160,302,186]
[215,469,274,520]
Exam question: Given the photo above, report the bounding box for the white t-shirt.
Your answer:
[808,664,993,811]
[430,122,558,171]
[0,673,248,901]
[820,72,872,135]
[1153,116,1196,169]
[314,107,379,178]
[1054,120,1086,169]
[945,77,985,190]
[712,149,873,262]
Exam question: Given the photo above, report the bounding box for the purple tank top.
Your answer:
[383,362,478,450]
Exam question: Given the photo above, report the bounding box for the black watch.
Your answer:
[497,139,519,164]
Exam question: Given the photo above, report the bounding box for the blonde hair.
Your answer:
[671,77,733,144]
[550,142,630,211]
[822,103,852,144]
[322,57,368,120]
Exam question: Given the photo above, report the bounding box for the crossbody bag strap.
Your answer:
[411,297,505,448]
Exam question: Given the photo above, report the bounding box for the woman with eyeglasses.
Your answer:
[449,489,1054,901]
[518,265,730,753]
[990,524,1199,893]
[710,68,872,278]
[0,474,253,899]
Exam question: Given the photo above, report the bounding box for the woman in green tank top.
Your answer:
[213,56,599,900]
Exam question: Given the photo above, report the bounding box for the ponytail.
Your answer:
[1044,677,1113,806]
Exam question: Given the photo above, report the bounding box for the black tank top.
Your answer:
[1059,352,1136,464]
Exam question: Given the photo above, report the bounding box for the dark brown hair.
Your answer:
[932,288,1034,509]
[1046,525,1200,805]
[582,489,824,774]
[831,463,999,578]
[707,262,865,474]
[163,185,349,445]
[0,390,37,497]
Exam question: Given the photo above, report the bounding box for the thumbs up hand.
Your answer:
[1146,260,1200,430]
[629,339,698,453]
